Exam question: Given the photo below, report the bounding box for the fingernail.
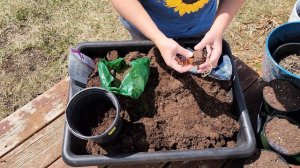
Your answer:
[188,51,193,57]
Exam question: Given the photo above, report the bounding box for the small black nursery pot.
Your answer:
[66,87,122,143]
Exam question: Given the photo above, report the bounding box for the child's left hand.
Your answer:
[194,30,223,73]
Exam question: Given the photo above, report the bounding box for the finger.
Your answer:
[177,45,193,58]
[194,38,209,50]
[209,48,222,68]
[205,44,212,58]
[198,44,212,69]
[197,62,212,73]
[198,61,209,69]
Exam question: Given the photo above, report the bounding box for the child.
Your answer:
[110,0,244,73]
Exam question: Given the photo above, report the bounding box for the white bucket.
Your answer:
[289,0,300,22]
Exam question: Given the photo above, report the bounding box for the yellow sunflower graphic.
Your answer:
[165,0,209,16]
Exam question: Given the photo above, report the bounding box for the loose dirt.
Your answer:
[263,79,300,112]
[279,54,300,76]
[85,47,239,155]
[265,117,300,155]
[78,102,116,137]
[106,50,119,61]
[244,150,289,168]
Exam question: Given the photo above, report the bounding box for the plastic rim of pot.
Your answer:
[65,87,122,144]
[260,115,300,163]
[263,22,300,88]
[243,149,289,168]
[262,79,300,115]
[288,0,300,22]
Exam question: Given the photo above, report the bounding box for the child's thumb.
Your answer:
[177,46,193,58]
[194,39,207,50]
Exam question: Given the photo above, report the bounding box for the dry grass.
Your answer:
[0,0,296,119]
[0,0,129,119]
[225,0,295,73]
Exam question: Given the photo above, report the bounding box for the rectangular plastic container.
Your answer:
[62,40,256,167]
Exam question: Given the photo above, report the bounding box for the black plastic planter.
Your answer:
[273,43,300,61]
[262,79,300,115]
[66,87,122,144]
[62,40,256,167]
[260,115,300,164]
[243,149,289,168]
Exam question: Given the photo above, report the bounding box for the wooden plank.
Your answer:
[234,59,260,92]
[243,79,266,133]
[0,115,64,168]
[0,78,69,157]
[48,157,97,168]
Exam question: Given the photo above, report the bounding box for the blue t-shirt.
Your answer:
[136,0,217,38]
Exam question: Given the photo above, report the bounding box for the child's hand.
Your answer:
[155,37,194,73]
[194,31,223,73]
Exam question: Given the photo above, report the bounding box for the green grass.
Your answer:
[0,0,296,119]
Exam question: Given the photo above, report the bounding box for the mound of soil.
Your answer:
[279,54,300,76]
[244,150,289,168]
[263,79,300,112]
[265,117,300,155]
[85,47,239,155]
[79,103,116,136]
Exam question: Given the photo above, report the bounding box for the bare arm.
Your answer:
[210,0,244,36]
[110,0,193,73]
[110,0,165,43]
[195,0,244,72]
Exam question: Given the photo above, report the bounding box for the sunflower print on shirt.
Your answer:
[165,0,210,16]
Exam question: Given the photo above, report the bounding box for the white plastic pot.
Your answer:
[289,0,300,22]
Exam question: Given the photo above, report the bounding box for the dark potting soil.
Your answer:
[244,150,289,168]
[85,47,239,155]
[265,117,300,155]
[279,54,300,76]
[263,79,300,112]
[79,103,116,136]
[124,51,146,64]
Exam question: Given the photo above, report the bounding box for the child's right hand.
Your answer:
[154,37,194,73]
